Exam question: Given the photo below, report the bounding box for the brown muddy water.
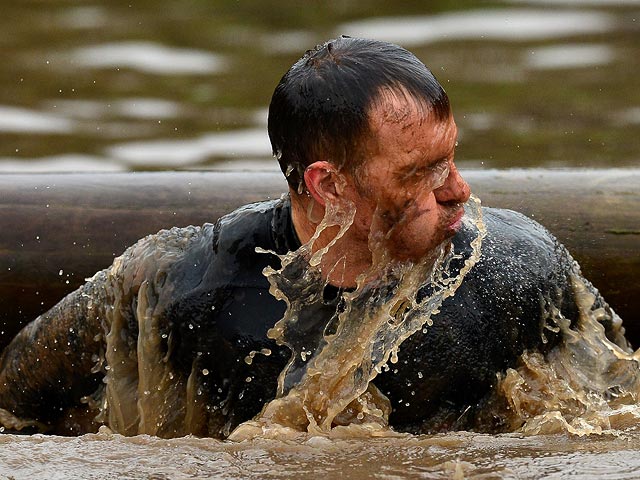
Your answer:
[1,0,640,478]
[3,428,640,479]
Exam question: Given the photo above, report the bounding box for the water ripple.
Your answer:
[507,0,640,6]
[0,154,124,173]
[72,41,228,75]
[108,128,272,167]
[338,9,615,46]
[525,43,615,69]
[0,105,75,134]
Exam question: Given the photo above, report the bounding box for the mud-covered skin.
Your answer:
[0,196,617,437]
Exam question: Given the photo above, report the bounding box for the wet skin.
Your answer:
[342,94,470,262]
[295,94,471,288]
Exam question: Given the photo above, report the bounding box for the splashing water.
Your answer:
[100,226,209,438]
[228,195,486,440]
[493,274,640,436]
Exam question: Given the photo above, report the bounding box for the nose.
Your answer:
[434,162,470,205]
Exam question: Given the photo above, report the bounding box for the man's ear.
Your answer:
[304,161,345,206]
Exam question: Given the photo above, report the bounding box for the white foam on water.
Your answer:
[338,9,615,46]
[261,30,319,54]
[0,154,124,172]
[525,44,615,70]
[72,41,228,75]
[0,105,76,134]
[107,128,272,166]
[44,98,181,120]
[507,0,640,6]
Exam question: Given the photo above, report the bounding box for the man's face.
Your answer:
[342,94,471,262]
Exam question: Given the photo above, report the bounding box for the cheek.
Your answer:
[375,190,437,234]
[401,189,438,222]
[350,200,379,240]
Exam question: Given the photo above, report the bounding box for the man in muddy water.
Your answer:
[0,36,635,438]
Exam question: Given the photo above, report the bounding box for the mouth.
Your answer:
[446,207,465,233]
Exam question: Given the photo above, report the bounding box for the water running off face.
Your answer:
[228,195,487,440]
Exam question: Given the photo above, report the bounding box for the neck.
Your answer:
[290,192,372,288]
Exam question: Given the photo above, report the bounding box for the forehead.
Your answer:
[363,91,457,171]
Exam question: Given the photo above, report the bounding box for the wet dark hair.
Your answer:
[268,36,451,193]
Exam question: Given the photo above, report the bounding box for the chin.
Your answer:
[390,237,452,264]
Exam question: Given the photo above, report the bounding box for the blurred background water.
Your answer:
[0,0,638,173]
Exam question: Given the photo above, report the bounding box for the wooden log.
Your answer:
[0,169,638,350]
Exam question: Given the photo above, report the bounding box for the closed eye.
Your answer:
[425,159,450,190]
[397,158,450,188]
